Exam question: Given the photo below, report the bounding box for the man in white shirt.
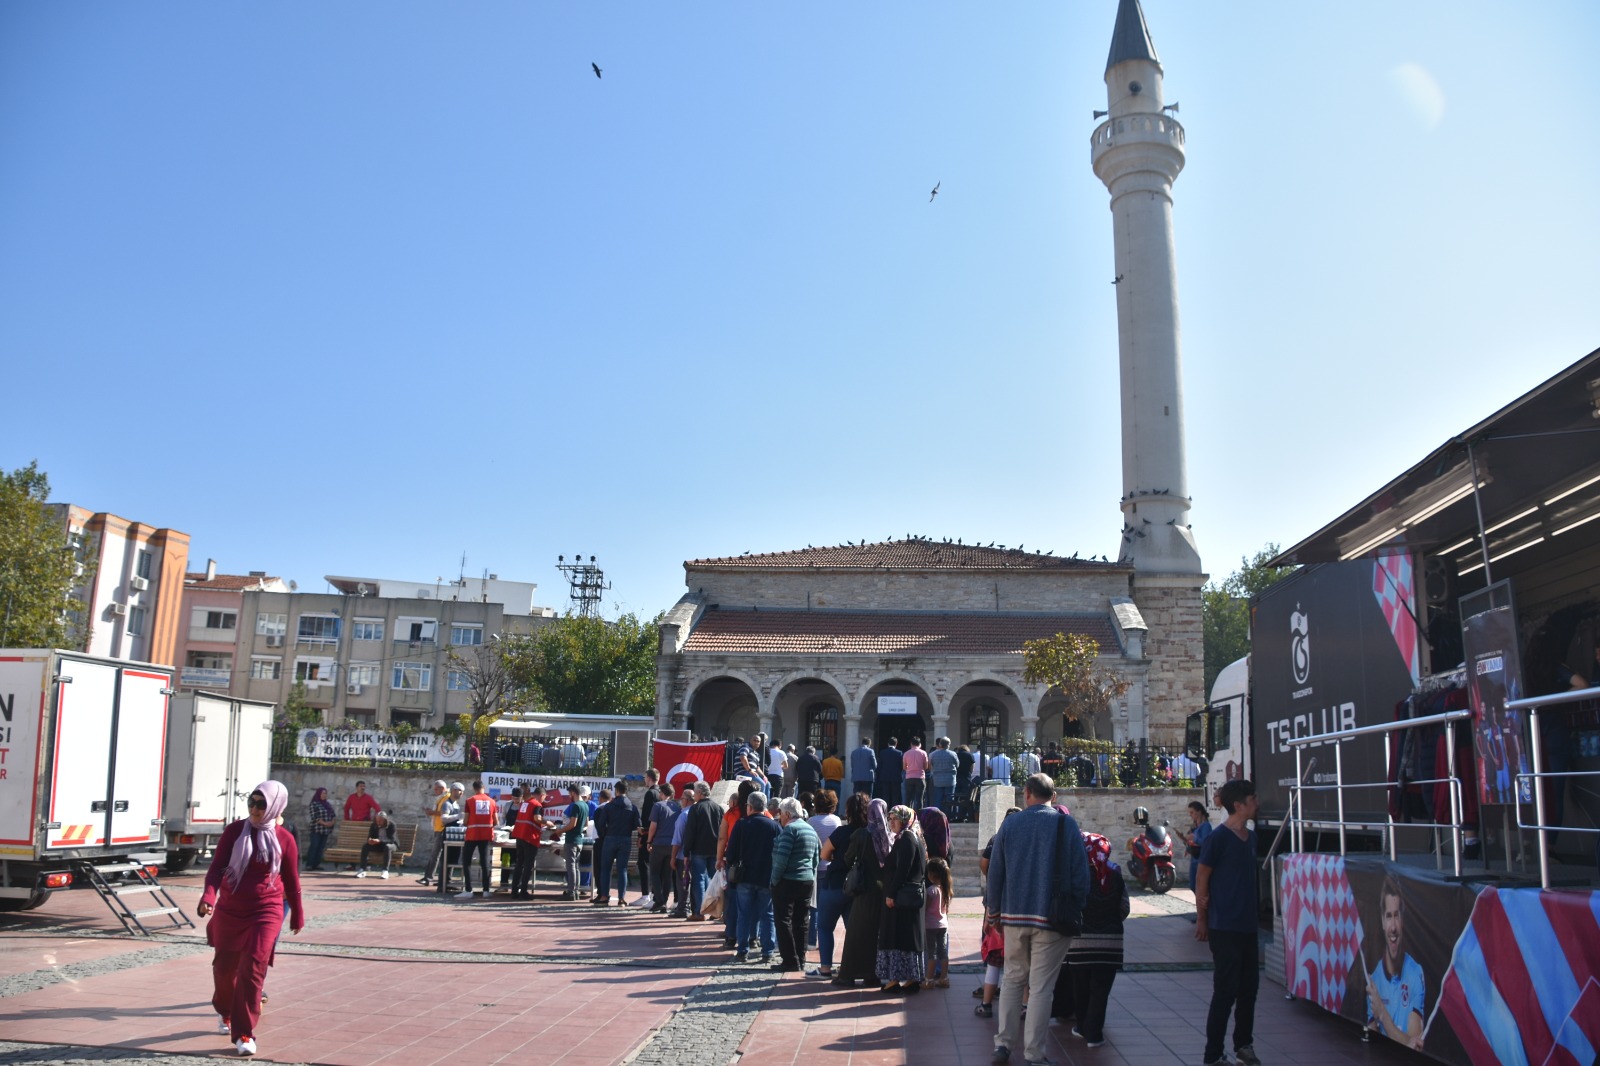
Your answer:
[987,749,1014,785]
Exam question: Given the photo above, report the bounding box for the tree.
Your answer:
[0,462,94,648]
[447,638,518,769]
[279,680,323,729]
[505,612,659,718]
[1202,544,1295,697]
[1021,632,1131,742]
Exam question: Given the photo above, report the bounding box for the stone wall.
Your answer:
[271,764,451,833]
[1131,576,1204,748]
[984,784,1203,843]
[689,568,1131,614]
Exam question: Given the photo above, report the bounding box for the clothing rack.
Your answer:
[1415,666,1466,695]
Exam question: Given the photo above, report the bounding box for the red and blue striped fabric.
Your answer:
[1282,854,1364,1013]
[1434,886,1600,1065]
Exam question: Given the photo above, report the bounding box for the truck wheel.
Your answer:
[0,889,51,912]
[1151,867,1173,895]
[165,850,198,875]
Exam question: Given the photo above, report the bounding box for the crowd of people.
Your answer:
[210,760,1258,1065]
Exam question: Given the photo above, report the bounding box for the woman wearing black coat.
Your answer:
[876,804,927,993]
[832,797,889,987]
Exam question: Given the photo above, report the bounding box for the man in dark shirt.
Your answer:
[592,780,640,907]
[679,782,725,919]
[1195,778,1262,1066]
[636,770,663,903]
[795,746,824,797]
[954,745,976,822]
[876,738,904,806]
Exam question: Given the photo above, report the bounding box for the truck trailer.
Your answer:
[161,690,275,873]
[0,649,172,911]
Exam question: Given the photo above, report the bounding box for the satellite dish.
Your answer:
[289,580,298,592]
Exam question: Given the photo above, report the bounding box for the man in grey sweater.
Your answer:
[985,773,1090,1066]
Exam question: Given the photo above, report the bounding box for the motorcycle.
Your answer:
[1126,806,1177,894]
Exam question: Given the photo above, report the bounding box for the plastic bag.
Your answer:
[704,868,726,907]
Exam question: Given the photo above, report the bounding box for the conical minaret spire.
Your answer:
[1092,0,1201,575]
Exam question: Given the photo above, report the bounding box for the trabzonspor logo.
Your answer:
[1290,604,1310,685]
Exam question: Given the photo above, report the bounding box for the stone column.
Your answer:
[843,702,862,754]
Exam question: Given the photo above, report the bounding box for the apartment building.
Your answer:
[176,562,292,691]
[52,504,191,666]
[233,575,555,728]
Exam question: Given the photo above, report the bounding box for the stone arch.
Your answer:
[857,674,937,752]
[770,671,850,754]
[684,672,762,741]
[948,675,1025,755]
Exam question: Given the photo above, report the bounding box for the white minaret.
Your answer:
[1093,0,1201,575]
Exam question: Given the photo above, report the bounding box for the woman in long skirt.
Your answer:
[832,796,890,987]
[198,780,304,1057]
[877,804,927,993]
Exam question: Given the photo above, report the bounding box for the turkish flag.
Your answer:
[653,739,726,789]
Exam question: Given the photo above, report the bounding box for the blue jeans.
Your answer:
[303,831,329,870]
[689,854,713,916]
[598,836,630,900]
[736,883,776,958]
[724,869,741,940]
[930,784,954,813]
[815,886,850,969]
[823,779,841,796]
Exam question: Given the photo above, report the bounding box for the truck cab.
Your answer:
[1185,655,1249,812]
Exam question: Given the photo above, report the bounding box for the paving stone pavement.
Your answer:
[0,870,1435,1066]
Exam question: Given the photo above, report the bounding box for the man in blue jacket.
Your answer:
[985,773,1089,1066]
[849,735,877,799]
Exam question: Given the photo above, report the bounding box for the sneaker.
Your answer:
[1202,1057,1234,1066]
[591,897,610,906]
[1071,1028,1085,1040]
[1085,1039,1105,1049]
[380,871,389,880]
[217,1015,231,1034]
[236,1038,257,1056]
[974,1002,993,1018]
[991,1048,1010,1064]
[356,870,367,878]
[454,891,475,899]
[1234,1048,1260,1066]
[972,986,986,998]
[935,977,950,988]
[734,953,748,962]
[478,891,489,898]
[418,878,433,886]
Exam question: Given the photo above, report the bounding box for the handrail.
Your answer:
[1263,756,1315,872]
[1286,708,1470,874]
[1282,707,1471,747]
[1505,684,1600,712]
[1506,685,1600,888]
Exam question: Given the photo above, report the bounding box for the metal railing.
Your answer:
[1282,707,1472,876]
[1508,684,1600,889]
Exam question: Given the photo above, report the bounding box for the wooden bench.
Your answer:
[321,820,419,869]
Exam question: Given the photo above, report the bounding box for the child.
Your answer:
[924,857,953,987]
[973,912,1004,1017]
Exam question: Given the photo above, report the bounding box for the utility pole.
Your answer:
[556,554,609,618]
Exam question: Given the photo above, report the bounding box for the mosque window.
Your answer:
[967,702,1002,754]
[806,704,839,754]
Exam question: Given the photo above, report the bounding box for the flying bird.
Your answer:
[1111,274,1124,284]
[592,62,602,79]
[929,181,940,202]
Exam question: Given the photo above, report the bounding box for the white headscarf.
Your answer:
[224,780,288,889]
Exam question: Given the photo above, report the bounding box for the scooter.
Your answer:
[1126,806,1177,894]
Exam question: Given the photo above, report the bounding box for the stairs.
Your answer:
[78,860,195,935]
[949,823,984,897]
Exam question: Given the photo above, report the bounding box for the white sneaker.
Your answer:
[356,870,367,878]
[217,1015,231,1034]
[380,871,389,879]
[236,1037,257,1056]
[455,891,474,899]
[478,891,489,898]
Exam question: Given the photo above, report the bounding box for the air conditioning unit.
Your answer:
[108,602,128,617]
[346,683,364,696]
[265,635,283,648]
[129,576,149,592]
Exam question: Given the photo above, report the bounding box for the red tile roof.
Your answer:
[184,573,281,591]
[687,537,1121,571]
[681,609,1120,656]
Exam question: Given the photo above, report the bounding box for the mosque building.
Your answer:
[654,0,1205,754]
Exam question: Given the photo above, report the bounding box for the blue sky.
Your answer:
[3,2,1597,618]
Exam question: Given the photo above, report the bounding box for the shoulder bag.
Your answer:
[1046,812,1083,938]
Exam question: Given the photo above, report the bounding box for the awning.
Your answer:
[1271,347,1600,570]
[490,719,554,732]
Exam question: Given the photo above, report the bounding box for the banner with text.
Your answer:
[295,729,463,763]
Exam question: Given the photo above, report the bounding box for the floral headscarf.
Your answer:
[867,798,893,864]
[224,780,288,889]
[1081,831,1117,894]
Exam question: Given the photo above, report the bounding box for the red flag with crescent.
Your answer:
[653,739,725,789]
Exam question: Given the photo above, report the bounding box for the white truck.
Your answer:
[0,649,172,911]
[161,691,275,873]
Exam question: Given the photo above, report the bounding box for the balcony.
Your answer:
[181,667,232,689]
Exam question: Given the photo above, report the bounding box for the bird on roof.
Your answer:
[957,538,962,544]
[1143,518,1152,524]
[930,181,940,202]
[1167,518,1177,525]
[1017,544,1024,551]
[592,62,602,78]
[1045,550,1054,556]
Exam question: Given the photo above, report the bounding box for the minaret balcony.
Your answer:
[1090,113,1185,162]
